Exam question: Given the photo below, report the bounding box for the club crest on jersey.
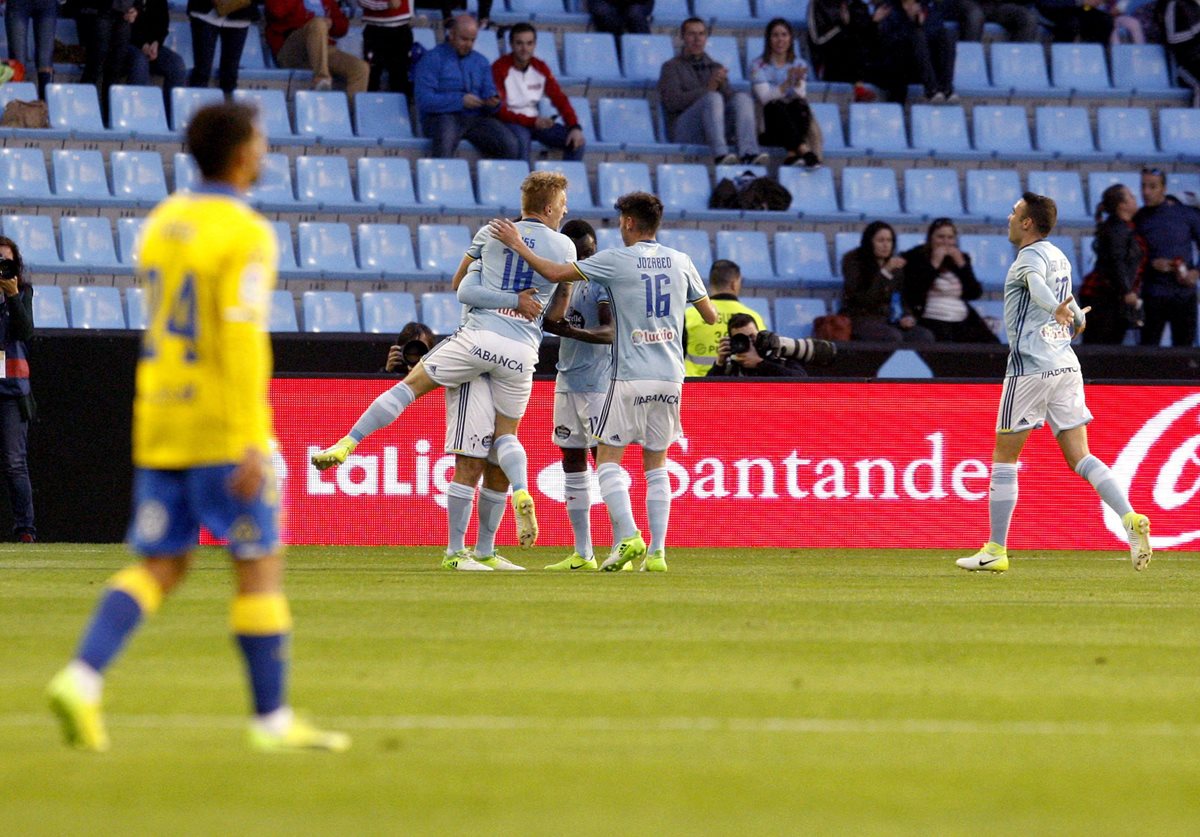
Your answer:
[554,425,571,439]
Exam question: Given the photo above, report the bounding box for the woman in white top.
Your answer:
[748,18,823,167]
[900,218,998,343]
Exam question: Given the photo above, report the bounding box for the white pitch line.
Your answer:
[6,713,1200,738]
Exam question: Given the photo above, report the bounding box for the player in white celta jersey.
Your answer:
[492,192,718,572]
[957,192,1152,573]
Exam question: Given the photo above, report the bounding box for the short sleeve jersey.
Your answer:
[1004,239,1079,376]
[556,280,612,393]
[572,240,709,383]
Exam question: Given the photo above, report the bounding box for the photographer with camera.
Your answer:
[0,237,36,542]
[710,312,836,377]
[382,321,435,376]
[684,259,766,377]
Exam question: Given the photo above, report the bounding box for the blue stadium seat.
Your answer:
[4,215,61,271]
[111,151,169,207]
[966,166,1021,221]
[233,88,294,141]
[1050,43,1110,93]
[419,291,462,335]
[694,0,755,26]
[990,43,1061,96]
[896,232,923,253]
[1110,44,1188,97]
[32,286,69,328]
[269,289,298,332]
[302,290,360,333]
[909,105,985,158]
[354,92,414,142]
[651,0,690,24]
[594,227,623,251]
[1048,236,1080,279]
[597,97,660,148]
[473,29,500,62]
[295,155,362,212]
[973,299,1008,344]
[657,228,712,276]
[777,167,849,222]
[809,103,845,153]
[416,158,478,210]
[0,82,38,109]
[706,35,744,82]
[848,103,919,158]
[1027,170,1090,225]
[1086,171,1140,212]
[1167,172,1200,203]
[61,216,123,272]
[271,221,300,276]
[958,234,1013,291]
[108,85,172,140]
[294,90,370,144]
[876,349,933,379]
[117,217,145,266]
[163,19,193,65]
[361,291,418,334]
[716,230,775,284]
[1159,109,1200,160]
[563,33,622,83]
[238,25,266,69]
[841,166,903,219]
[834,231,861,273]
[357,156,420,212]
[68,286,126,329]
[973,105,1047,160]
[170,86,223,132]
[741,295,772,329]
[297,222,372,278]
[125,286,148,330]
[52,149,116,206]
[534,159,596,209]
[46,83,111,139]
[657,163,736,219]
[596,162,653,211]
[357,223,429,280]
[172,152,200,192]
[0,147,52,205]
[1035,106,1103,160]
[774,297,828,339]
[952,41,991,96]
[774,232,835,290]
[476,159,530,213]
[508,0,568,11]
[417,223,472,275]
[1096,106,1167,160]
[620,33,674,82]
[904,169,964,219]
[245,152,297,209]
[412,27,436,51]
[714,163,766,184]
[538,95,607,151]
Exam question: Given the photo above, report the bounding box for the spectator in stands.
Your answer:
[360,0,413,95]
[659,18,767,166]
[709,312,811,377]
[683,259,766,377]
[266,0,369,95]
[1161,0,1200,100]
[0,236,35,542]
[123,0,187,119]
[1080,184,1144,345]
[5,0,57,97]
[1038,0,1114,42]
[492,23,585,163]
[901,218,997,343]
[415,14,520,159]
[77,0,137,118]
[807,0,882,102]
[1098,0,1145,44]
[383,321,435,376]
[750,18,823,167]
[875,0,957,102]
[945,0,1040,42]
[589,0,653,38]
[187,0,260,98]
[842,220,935,343]
[1134,167,1200,346]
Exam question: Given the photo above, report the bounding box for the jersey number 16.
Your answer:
[641,272,672,318]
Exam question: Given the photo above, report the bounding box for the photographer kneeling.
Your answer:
[709,313,836,377]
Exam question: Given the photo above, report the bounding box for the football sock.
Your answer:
[597,462,637,541]
[445,481,476,554]
[645,467,671,554]
[563,470,593,557]
[988,463,1019,547]
[475,487,506,556]
[231,592,291,716]
[349,382,415,442]
[492,434,529,492]
[77,564,163,673]
[1074,455,1134,517]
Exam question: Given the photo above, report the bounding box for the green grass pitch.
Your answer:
[4,544,1200,835]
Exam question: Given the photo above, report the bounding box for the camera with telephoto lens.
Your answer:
[400,338,429,367]
[0,258,18,280]
[753,330,838,367]
[728,332,753,355]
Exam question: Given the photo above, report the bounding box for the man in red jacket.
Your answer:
[266,0,369,95]
[492,22,585,163]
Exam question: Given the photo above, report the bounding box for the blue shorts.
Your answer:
[127,465,280,560]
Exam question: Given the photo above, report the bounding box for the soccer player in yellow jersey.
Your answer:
[47,103,349,753]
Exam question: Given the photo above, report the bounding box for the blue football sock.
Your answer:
[445,481,476,554]
[492,434,529,492]
[475,487,507,556]
[563,470,593,557]
[988,463,1019,547]
[597,462,637,541]
[1075,454,1133,517]
[645,467,671,554]
[77,564,163,672]
[231,593,292,717]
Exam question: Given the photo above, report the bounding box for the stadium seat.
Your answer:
[508,0,570,11]
[417,223,472,275]
[52,149,116,206]
[706,36,744,82]
[777,167,849,222]
[294,90,367,144]
[896,232,923,253]
[302,290,360,333]
[60,216,123,272]
[714,163,766,184]
[3,215,61,270]
[170,86,223,132]
[1050,43,1110,93]
[32,285,69,328]
[909,105,984,158]
[46,84,110,139]
[295,155,361,212]
[1027,170,1089,224]
[473,29,500,62]
[537,96,605,151]
[1035,106,1102,160]
[741,295,772,329]
[1048,236,1080,280]
[563,33,622,83]
[848,103,918,157]
[958,234,1013,291]
[1159,109,1200,160]
[952,41,991,96]
[1079,234,1096,276]
[110,151,169,207]
[271,221,301,276]
[269,289,298,332]
[1096,106,1168,160]
[172,152,200,192]
[965,166,1020,221]
[716,230,775,284]
[876,349,933,379]
[297,223,371,277]
[232,89,294,141]
[834,231,861,273]
[125,286,148,330]
[594,226,624,252]
[419,291,462,335]
[245,152,297,209]
[361,291,418,334]
[68,286,126,329]
[651,0,690,23]
[534,159,595,210]
[904,169,964,219]
[841,167,903,219]
[808,103,845,153]
[357,223,428,280]
[117,217,145,265]
[1168,172,1200,203]
[416,158,478,209]
[990,43,1060,96]
[620,33,674,82]
[354,92,413,142]
[774,297,827,339]
[657,228,712,276]
[476,159,530,213]
[597,97,659,148]
[657,163,723,217]
[0,147,52,204]
[596,162,653,211]
[973,105,1047,160]
[1086,171,1140,212]
[357,156,420,212]
[1110,44,1188,96]
[0,82,38,109]
[774,232,835,290]
[973,299,1007,344]
[108,85,172,139]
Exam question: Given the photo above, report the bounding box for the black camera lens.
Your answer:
[401,339,429,366]
[729,333,752,354]
[0,258,17,280]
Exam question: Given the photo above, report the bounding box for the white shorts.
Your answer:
[422,329,537,420]
[553,390,606,449]
[445,377,496,459]
[996,367,1093,435]
[594,379,683,451]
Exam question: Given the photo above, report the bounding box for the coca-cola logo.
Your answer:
[1108,393,1200,548]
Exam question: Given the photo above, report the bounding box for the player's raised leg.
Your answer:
[311,366,438,470]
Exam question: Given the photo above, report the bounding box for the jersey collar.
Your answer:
[195,180,242,198]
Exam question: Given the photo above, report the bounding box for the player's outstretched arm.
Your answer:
[489,218,578,283]
[693,296,719,325]
[1055,295,1090,331]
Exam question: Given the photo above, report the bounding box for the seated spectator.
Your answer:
[1133,167,1200,346]
[187,0,261,98]
[414,14,520,159]
[808,0,881,102]
[122,0,187,118]
[749,18,823,167]
[946,0,1040,42]
[589,0,652,38]
[659,17,767,166]
[77,0,136,117]
[384,321,436,375]
[266,0,369,94]
[1161,0,1200,100]
[1080,184,1144,345]
[492,23,585,163]
[841,220,935,343]
[1038,0,1114,42]
[359,0,413,95]
[709,312,810,377]
[4,0,57,97]
[901,218,997,343]
[875,0,957,102]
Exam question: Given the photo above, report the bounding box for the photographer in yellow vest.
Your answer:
[683,259,764,377]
